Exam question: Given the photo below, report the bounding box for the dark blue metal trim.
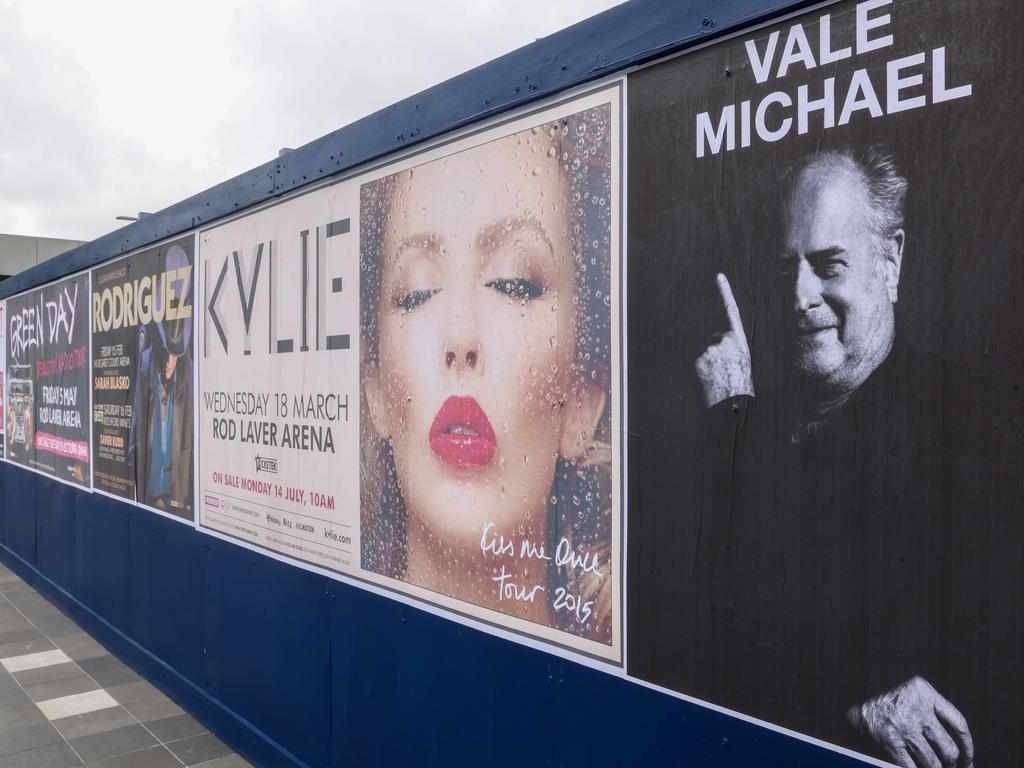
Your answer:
[0,0,817,299]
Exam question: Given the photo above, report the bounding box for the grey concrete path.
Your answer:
[0,560,254,768]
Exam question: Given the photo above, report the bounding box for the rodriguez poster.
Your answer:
[199,85,623,661]
[626,0,1023,765]
[5,274,91,486]
[91,236,195,519]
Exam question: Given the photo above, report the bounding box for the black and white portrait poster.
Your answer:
[91,236,195,519]
[625,0,1023,765]
[5,274,91,486]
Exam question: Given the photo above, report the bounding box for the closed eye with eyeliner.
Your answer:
[388,217,555,314]
[391,277,546,312]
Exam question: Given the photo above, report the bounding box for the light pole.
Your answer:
[115,211,153,223]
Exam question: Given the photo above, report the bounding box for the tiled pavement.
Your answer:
[0,560,254,768]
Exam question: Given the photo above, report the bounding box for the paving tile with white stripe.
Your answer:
[0,561,255,767]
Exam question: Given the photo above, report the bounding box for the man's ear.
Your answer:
[884,229,904,303]
[559,379,607,462]
[364,366,392,440]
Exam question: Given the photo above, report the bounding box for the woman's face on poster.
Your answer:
[367,128,604,551]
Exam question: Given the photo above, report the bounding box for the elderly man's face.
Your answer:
[779,156,902,397]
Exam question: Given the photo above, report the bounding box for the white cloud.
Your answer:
[0,0,621,242]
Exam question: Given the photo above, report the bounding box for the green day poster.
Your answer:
[4,274,91,486]
[90,237,195,520]
[626,0,1023,765]
[199,84,622,661]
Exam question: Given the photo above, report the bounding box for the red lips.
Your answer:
[429,396,497,469]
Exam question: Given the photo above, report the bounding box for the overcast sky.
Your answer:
[0,0,622,242]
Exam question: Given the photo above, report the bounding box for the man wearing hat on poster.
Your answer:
[131,244,194,517]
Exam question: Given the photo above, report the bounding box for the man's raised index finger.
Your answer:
[716,273,746,337]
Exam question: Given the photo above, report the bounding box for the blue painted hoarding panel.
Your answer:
[0,461,869,767]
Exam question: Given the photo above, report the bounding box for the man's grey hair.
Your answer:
[786,145,908,256]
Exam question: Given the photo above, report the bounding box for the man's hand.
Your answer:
[847,676,974,768]
[694,273,754,407]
